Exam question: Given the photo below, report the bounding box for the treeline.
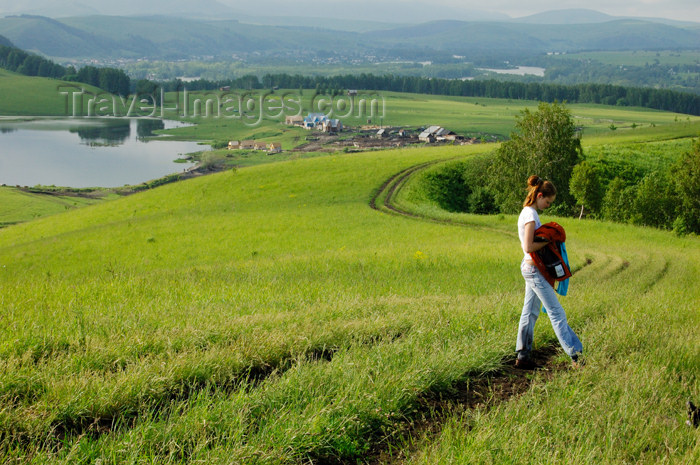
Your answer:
[541,59,700,96]
[419,102,700,235]
[0,45,130,95]
[72,65,130,97]
[272,73,700,116]
[0,44,68,79]
[158,72,700,116]
[568,142,700,235]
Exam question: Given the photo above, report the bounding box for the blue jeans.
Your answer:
[516,260,583,360]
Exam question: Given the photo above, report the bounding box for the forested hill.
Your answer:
[0,14,698,61]
[0,34,11,47]
[366,19,700,54]
[0,44,130,95]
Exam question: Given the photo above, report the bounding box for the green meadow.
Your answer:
[1,133,698,463]
[0,187,113,228]
[0,69,103,116]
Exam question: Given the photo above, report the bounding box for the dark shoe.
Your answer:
[571,354,585,369]
[514,358,537,370]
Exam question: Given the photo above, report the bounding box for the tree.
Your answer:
[98,68,130,96]
[134,79,160,106]
[421,161,471,213]
[570,161,603,219]
[631,171,676,229]
[489,101,582,214]
[672,138,700,235]
[601,177,634,223]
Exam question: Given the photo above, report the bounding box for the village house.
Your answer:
[419,132,436,143]
[319,119,343,133]
[285,115,304,126]
[303,113,328,129]
[418,125,440,142]
[435,129,459,141]
[229,140,282,152]
[440,132,464,142]
[418,125,461,142]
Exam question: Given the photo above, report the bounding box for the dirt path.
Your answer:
[368,345,565,465]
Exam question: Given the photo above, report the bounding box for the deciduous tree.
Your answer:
[672,138,700,235]
[570,161,603,219]
[489,102,582,214]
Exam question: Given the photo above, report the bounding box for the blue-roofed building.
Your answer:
[303,113,329,129]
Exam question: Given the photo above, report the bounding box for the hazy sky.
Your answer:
[1,0,699,23]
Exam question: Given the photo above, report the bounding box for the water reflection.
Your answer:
[0,118,205,188]
[136,118,165,140]
[66,119,170,146]
[71,119,131,146]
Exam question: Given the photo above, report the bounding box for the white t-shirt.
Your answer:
[518,206,541,259]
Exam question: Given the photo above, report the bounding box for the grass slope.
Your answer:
[0,69,102,116]
[0,142,697,464]
[0,187,110,228]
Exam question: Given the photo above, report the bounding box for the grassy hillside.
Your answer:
[0,186,112,228]
[0,68,102,116]
[0,140,697,463]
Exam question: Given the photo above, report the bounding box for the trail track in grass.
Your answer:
[365,344,565,465]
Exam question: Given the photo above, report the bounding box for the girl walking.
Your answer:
[516,175,583,369]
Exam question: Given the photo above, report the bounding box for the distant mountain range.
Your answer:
[0,12,698,61]
[0,0,512,24]
[0,0,237,20]
[514,9,698,26]
[365,19,700,53]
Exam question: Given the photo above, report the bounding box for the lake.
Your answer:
[0,118,207,188]
[478,66,546,77]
